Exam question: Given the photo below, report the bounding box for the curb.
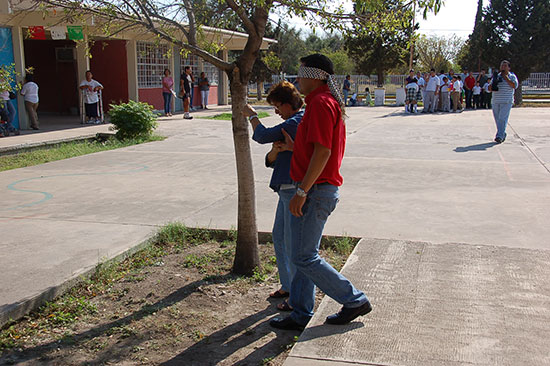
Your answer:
[0,232,154,328]
[0,132,115,156]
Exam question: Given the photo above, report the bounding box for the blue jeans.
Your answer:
[343,90,349,106]
[272,188,296,293]
[162,92,172,114]
[492,103,512,140]
[465,89,473,108]
[288,183,369,325]
[5,99,16,131]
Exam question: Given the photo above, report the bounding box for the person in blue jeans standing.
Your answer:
[269,54,371,331]
[243,81,304,312]
[489,60,518,144]
[342,75,351,106]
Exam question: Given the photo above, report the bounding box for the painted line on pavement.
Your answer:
[2,165,148,211]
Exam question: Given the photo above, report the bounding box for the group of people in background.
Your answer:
[161,67,211,119]
[405,68,496,114]
[0,73,39,135]
[342,75,372,107]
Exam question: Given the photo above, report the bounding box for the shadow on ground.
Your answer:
[1,275,295,366]
[454,142,498,152]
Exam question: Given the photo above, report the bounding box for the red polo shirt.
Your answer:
[465,75,475,90]
[290,84,346,186]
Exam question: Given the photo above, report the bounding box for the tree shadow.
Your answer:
[454,142,497,152]
[160,306,296,366]
[1,275,236,365]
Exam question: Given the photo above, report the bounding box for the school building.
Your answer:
[0,0,274,129]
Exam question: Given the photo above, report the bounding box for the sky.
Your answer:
[275,0,483,40]
[417,0,483,39]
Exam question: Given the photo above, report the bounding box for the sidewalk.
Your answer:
[1,106,550,364]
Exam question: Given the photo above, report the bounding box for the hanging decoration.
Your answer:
[67,26,84,41]
[50,26,66,40]
[28,26,46,40]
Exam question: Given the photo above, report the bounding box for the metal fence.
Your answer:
[248,72,550,97]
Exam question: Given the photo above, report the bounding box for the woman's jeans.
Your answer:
[492,103,513,140]
[162,92,172,114]
[272,188,296,293]
[288,183,368,325]
[5,99,16,130]
[200,90,209,107]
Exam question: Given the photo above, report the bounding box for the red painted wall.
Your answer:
[90,40,129,111]
[138,88,164,110]
[23,40,78,114]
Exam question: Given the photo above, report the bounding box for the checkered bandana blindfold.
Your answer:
[298,66,346,115]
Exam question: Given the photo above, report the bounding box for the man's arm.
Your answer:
[289,142,331,217]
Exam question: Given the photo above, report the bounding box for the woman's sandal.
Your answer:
[269,289,289,298]
[277,300,293,312]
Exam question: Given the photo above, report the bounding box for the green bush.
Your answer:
[108,100,158,140]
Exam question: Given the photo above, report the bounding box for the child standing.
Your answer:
[364,87,372,106]
[405,78,419,113]
[440,76,451,112]
[483,78,492,109]
[472,82,482,109]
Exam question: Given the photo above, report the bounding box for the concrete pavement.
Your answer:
[1,106,550,364]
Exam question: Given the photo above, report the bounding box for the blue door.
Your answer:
[0,27,19,129]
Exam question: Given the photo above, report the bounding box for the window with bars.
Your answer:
[137,42,170,88]
[180,54,219,86]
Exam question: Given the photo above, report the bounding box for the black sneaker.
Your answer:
[494,137,502,144]
[269,316,305,331]
[325,301,372,325]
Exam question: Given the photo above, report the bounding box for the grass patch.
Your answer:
[198,111,270,121]
[0,224,357,354]
[0,135,165,172]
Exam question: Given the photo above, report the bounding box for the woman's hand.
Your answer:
[242,104,257,118]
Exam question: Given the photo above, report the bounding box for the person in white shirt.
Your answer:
[405,78,419,113]
[450,75,462,113]
[472,82,482,109]
[20,74,40,130]
[79,71,104,124]
[416,71,426,103]
[483,79,492,108]
[422,69,441,113]
[440,76,451,112]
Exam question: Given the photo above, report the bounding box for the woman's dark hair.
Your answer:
[299,54,334,75]
[164,68,170,75]
[25,74,34,82]
[266,81,304,111]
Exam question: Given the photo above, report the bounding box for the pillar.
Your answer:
[218,49,228,105]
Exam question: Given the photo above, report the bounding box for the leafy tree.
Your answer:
[35,0,439,275]
[416,34,465,72]
[344,0,415,86]
[305,33,345,54]
[266,21,308,74]
[458,0,550,104]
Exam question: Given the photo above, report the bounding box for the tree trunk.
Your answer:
[229,68,260,276]
[377,68,384,87]
[257,82,263,101]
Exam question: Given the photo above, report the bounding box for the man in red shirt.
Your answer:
[269,54,372,331]
[464,70,476,109]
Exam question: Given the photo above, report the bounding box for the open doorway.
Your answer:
[23,39,80,128]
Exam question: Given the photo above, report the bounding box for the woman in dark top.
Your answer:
[243,81,304,311]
